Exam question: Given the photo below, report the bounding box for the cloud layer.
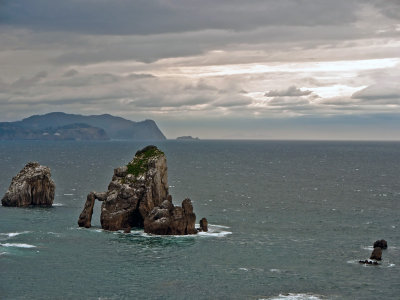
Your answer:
[0,0,399,139]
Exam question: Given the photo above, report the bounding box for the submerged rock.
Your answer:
[1,162,55,207]
[373,239,388,249]
[78,145,198,235]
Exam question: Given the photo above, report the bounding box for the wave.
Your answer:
[208,224,230,229]
[0,243,36,248]
[86,223,232,238]
[52,203,64,206]
[262,293,325,300]
[0,231,31,238]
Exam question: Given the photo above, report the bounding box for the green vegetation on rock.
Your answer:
[126,146,164,177]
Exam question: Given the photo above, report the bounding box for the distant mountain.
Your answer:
[0,112,166,141]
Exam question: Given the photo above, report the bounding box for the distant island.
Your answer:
[176,136,200,140]
[0,112,166,141]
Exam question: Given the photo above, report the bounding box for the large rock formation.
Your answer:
[1,162,55,207]
[78,145,198,235]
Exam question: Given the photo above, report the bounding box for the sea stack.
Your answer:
[78,145,198,235]
[1,162,55,207]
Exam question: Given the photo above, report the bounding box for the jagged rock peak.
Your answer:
[1,162,55,207]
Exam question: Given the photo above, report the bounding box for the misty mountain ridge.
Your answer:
[0,112,166,140]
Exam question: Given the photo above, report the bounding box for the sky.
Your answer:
[0,0,400,140]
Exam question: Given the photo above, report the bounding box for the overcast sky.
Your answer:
[1,0,400,139]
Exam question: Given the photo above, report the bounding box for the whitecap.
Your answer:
[0,243,36,248]
[270,269,281,273]
[52,203,64,207]
[388,263,395,267]
[197,230,232,238]
[208,224,230,229]
[0,231,31,238]
[47,232,61,237]
[0,252,8,256]
[63,194,73,196]
[263,293,325,300]
[363,246,374,251]
[238,267,248,271]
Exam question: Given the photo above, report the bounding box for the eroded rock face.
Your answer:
[370,247,382,261]
[1,162,55,207]
[144,198,197,235]
[78,146,198,235]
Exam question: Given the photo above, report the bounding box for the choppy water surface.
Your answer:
[0,140,399,299]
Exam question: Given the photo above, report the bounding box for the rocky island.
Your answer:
[176,136,199,140]
[1,162,55,207]
[78,145,204,235]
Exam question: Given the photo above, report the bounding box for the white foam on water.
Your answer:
[270,269,281,273]
[0,243,36,248]
[363,246,374,251]
[239,267,248,271]
[197,230,232,238]
[52,203,64,207]
[0,231,31,238]
[63,194,73,196]
[262,293,325,300]
[208,224,230,229]
[388,263,395,267]
[47,232,61,237]
[0,252,8,256]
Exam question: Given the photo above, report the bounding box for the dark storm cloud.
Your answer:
[265,86,313,97]
[0,0,359,35]
[370,0,400,20]
[63,69,78,77]
[352,85,400,100]
[11,71,48,88]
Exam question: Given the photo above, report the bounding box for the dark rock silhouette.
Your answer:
[1,162,55,207]
[373,239,388,249]
[370,247,382,261]
[199,217,208,232]
[359,260,379,265]
[78,146,198,235]
[0,112,166,140]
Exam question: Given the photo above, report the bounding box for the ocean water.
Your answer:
[0,140,399,299]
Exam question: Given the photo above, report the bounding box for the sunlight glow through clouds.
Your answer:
[155,58,400,78]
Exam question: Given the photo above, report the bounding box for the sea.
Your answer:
[0,140,399,299]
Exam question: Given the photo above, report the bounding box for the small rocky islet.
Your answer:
[78,145,206,235]
[1,162,55,207]
[359,239,388,265]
